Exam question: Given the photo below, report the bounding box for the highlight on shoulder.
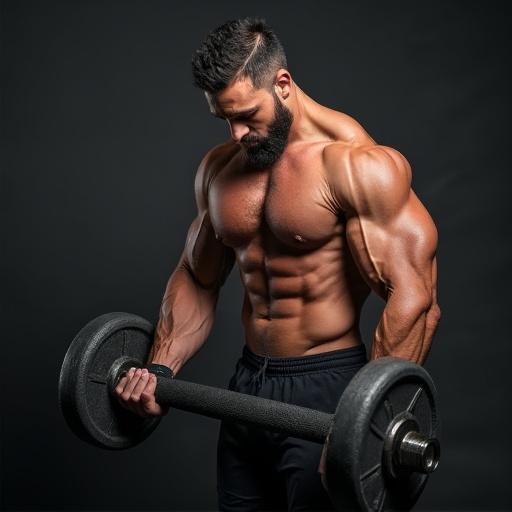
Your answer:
[194,141,240,208]
[321,142,413,215]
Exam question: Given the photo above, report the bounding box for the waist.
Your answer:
[240,344,367,376]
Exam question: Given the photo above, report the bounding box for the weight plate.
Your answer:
[325,357,439,511]
[59,312,161,449]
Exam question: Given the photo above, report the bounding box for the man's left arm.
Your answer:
[325,144,441,364]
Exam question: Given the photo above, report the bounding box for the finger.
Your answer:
[114,375,128,396]
[140,373,157,404]
[121,368,143,400]
[141,374,160,414]
[130,369,150,403]
[146,373,158,394]
[318,439,328,474]
[115,367,136,395]
[320,472,328,491]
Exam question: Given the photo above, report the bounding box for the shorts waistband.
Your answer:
[240,344,367,376]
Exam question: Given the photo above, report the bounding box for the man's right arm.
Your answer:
[148,209,235,376]
[115,146,235,416]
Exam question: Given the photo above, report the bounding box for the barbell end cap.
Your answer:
[399,431,441,474]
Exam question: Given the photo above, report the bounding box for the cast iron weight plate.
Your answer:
[325,357,439,511]
[59,312,161,449]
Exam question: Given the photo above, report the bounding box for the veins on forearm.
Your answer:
[371,295,433,363]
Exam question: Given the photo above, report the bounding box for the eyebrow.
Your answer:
[211,107,259,120]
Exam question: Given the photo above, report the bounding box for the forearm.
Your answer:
[371,287,441,364]
[148,259,219,375]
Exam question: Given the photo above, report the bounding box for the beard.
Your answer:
[241,93,293,170]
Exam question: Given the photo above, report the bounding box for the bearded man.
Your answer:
[116,18,440,511]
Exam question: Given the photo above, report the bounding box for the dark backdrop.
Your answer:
[2,1,511,510]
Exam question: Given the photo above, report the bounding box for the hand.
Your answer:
[318,435,329,490]
[115,367,169,417]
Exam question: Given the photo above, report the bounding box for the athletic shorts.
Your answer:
[217,344,368,511]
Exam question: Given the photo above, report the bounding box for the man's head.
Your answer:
[191,18,294,169]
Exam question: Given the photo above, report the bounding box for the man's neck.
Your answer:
[286,85,330,144]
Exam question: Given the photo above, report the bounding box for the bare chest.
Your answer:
[208,148,342,250]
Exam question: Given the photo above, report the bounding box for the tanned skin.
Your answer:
[115,70,440,418]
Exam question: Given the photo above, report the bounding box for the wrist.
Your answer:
[145,363,174,379]
[150,340,186,375]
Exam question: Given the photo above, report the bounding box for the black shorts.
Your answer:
[217,344,368,511]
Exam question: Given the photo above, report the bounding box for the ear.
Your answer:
[274,69,292,100]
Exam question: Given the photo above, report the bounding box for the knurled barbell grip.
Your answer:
[154,377,333,443]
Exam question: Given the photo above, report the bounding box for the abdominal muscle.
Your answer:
[238,237,370,357]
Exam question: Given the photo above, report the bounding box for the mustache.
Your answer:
[241,135,262,145]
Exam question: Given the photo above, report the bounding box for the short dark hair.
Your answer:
[191,18,287,93]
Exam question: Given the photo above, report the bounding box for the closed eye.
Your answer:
[211,108,259,121]
[234,115,253,122]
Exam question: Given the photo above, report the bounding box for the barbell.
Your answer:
[59,312,440,511]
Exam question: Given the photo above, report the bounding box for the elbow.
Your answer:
[416,288,436,316]
[427,302,441,330]
[391,284,435,320]
[415,283,441,327]
[407,288,441,330]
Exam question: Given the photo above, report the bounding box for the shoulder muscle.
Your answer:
[186,142,237,289]
[324,143,412,219]
[194,141,238,213]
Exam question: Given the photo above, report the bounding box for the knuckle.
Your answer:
[143,406,157,417]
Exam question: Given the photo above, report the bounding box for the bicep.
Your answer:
[180,145,236,290]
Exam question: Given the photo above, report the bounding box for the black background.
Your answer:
[2,1,511,510]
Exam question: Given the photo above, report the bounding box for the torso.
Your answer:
[208,109,375,357]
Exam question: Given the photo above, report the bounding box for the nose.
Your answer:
[229,121,250,143]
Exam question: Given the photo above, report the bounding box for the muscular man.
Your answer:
[116,18,440,511]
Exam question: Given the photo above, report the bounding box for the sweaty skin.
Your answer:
[115,71,440,416]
